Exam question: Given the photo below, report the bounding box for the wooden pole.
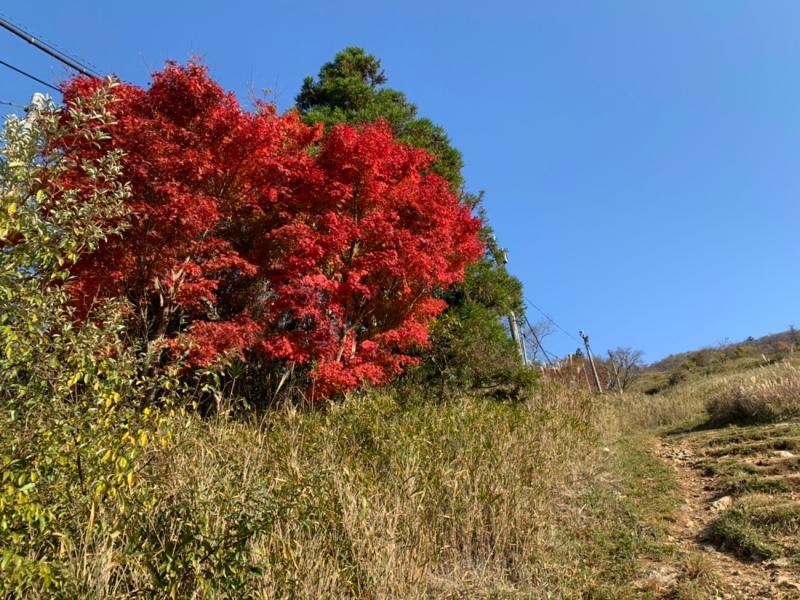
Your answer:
[508,310,528,365]
[580,331,603,393]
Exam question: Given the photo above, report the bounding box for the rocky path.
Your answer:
[653,436,799,599]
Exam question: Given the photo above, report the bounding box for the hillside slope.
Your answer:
[620,358,800,597]
[649,328,799,373]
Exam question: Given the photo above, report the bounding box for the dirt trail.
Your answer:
[654,436,799,599]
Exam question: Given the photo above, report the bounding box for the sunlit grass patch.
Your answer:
[723,472,794,496]
[706,363,800,425]
[709,490,800,565]
[712,504,780,560]
[755,458,800,477]
[703,424,800,447]
[697,458,759,478]
[704,437,800,458]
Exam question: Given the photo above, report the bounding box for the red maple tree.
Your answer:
[60,62,482,397]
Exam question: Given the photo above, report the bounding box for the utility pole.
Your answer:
[508,310,528,365]
[580,330,603,394]
[491,239,528,367]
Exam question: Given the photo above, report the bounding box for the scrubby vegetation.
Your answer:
[645,357,800,596]
[5,49,800,599]
[667,415,800,571]
[706,363,800,425]
[0,59,673,598]
[636,328,799,397]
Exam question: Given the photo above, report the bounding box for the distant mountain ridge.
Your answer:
[648,328,799,372]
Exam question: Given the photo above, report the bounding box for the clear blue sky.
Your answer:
[3,1,799,363]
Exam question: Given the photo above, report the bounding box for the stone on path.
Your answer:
[710,495,732,512]
[771,450,795,458]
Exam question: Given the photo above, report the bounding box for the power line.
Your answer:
[0,99,26,109]
[524,296,581,344]
[0,59,59,92]
[0,13,100,75]
[0,16,100,78]
[521,312,554,365]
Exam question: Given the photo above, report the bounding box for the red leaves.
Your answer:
[61,62,482,398]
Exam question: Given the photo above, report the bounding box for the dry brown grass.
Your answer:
[600,359,800,434]
[6,375,697,598]
[53,356,800,598]
[45,382,663,599]
[195,387,624,598]
[706,362,800,425]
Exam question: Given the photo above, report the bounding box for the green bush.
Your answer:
[0,83,377,599]
[406,257,538,401]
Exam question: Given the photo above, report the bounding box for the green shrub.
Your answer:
[0,86,193,597]
[406,258,538,401]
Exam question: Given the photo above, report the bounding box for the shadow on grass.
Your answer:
[663,416,800,438]
[662,417,719,437]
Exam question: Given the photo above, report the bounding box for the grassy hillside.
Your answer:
[8,348,800,597]
[637,328,800,397]
[4,46,800,600]
[649,328,799,371]
[0,73,697,599]
[2,380,682,598]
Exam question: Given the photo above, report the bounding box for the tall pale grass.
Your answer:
[101,385,637,598]
[705,361,800,425]
[126,361,796,597]
[605,359,800,433]
[11,380,670,598]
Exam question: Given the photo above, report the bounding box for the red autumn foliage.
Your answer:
[60,62,482,397]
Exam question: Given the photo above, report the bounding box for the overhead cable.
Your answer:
[0,58,59,92]
[0,16,100,78]
[524,296,581,344]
